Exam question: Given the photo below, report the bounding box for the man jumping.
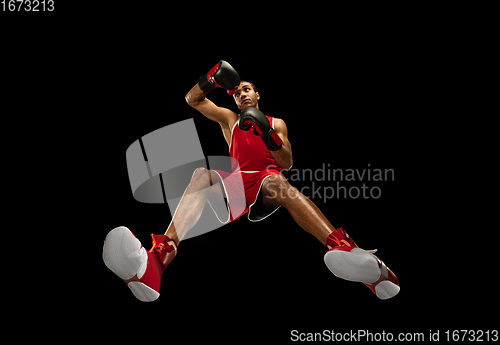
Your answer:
[103,61,400,302]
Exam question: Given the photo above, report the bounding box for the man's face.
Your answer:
[233,82,260,110]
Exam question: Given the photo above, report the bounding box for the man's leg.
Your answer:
[103,166,226,302]
[261,173,400,299]
[261,174,333,246]
[165,167,223,244]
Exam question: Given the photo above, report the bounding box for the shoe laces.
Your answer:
[149,234,176,253]
[327,232,351,248]
[326,231,377,253]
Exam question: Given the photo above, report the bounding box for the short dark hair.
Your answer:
[240,81,258,93]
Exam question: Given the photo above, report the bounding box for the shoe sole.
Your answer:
[103,226,159,302]
[324,248,399,300]
[375,281,400,300]
[128,282,160,302]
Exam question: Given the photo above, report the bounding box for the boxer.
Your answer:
[103,61,400,301]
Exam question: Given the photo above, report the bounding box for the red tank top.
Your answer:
[229,115,282,173]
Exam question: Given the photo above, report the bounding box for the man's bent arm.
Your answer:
[272,118,293,170]
[185,83,206,107]
[185,83,236,127]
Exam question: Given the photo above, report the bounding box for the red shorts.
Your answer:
[213,169,283,223]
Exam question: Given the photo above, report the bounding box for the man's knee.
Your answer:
[190,167,211,188]
[262,174,297,207]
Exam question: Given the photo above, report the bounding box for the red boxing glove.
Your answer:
[198,60,240,95]
[239,107,283,151]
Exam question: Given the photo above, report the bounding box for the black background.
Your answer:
[3,4,496,343]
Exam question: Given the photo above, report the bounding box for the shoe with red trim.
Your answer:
[324,227,400,300]
[103,226,177,302]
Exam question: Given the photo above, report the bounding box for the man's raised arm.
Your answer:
[185,61,240,127]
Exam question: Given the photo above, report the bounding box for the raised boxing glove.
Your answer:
[239,107,283,151]
[198,60,240,95]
